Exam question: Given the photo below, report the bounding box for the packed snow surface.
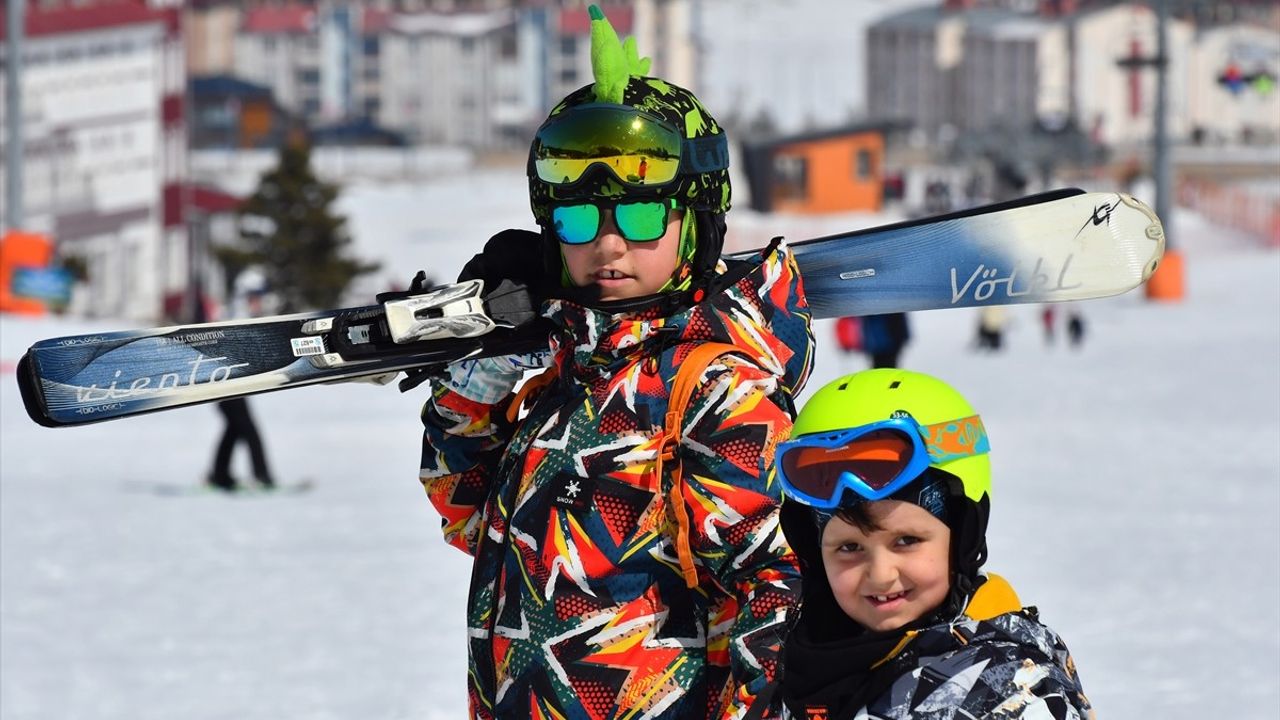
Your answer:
[3,170,1278,719]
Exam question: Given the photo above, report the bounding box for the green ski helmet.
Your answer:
[788,368,992,504]
[526,5,732,295]
[785,368,994,615]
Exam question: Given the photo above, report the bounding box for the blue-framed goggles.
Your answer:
[777,415,990,510]
[530,104,729,189]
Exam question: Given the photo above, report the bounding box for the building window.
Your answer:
[499,29,517,59]
[461,37,475,54]
[855,148,875,180]
[773,155,807,202]
[560,67,578,84]
[363,36,380,56]
[560,36,577,56]
[298,68,320,86]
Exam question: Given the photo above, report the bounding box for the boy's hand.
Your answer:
[443,351,552,405]
[457,229,550,299]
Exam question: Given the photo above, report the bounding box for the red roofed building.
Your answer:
[544,1,695,118]
[557,4,634,35]
[1,0,189,321]
[241,4,317,35]
[231,2,390,125]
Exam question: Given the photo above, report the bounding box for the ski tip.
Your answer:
[1118,192,1167,282]
[15,353,62,429]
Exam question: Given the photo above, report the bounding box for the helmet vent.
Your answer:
[837,382,849,391]
[889,380,902,389]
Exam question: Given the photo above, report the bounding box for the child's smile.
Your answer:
[867,590,910,607]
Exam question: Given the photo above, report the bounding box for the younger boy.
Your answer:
[777,369,1094,719]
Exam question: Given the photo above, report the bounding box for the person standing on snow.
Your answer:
[418,6,813,718]
[777,370,1094,719]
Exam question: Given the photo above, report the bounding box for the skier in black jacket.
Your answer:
[777,369,1094,719]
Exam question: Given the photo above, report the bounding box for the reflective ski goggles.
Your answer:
[552,198,679,245]
[530,104,729,188]
[777,415,990,510]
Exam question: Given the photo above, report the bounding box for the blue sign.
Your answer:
[12,267,74,304]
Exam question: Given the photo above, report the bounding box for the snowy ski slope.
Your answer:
[2,172,1277,719]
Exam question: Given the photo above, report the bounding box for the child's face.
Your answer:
[560,208,683,301]
[820,500,952,632]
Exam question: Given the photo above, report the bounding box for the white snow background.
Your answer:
[2,167,1278,719]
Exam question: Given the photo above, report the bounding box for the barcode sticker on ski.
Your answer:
[291,337,326,357]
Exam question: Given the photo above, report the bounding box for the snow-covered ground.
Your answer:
[2,171,1278,719]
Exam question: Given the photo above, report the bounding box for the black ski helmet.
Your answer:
[526,5,731,296]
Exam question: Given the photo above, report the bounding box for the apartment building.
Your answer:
[864,1,1280,150]
[377,9,527,147]
[1,0,188,321]
[232,3,388,124]
[189,1,694,149]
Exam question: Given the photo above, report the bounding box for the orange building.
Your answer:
[742,124,898,214]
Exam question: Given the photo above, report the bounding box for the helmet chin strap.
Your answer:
[943,492,991,618]
[656,209,698,293]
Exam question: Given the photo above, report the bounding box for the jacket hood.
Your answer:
[543,242,813,403]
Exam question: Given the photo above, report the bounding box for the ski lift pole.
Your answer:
[1116,0,1182,301]
[5,0,24,231]
[1146,0,1183,301]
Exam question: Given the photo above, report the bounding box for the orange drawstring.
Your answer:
[506,367,559,424]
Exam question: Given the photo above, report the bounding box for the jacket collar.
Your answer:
[543,244,810,394]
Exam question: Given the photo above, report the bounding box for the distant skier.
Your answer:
[208,398,275,491]
[975,306,1007,351]
[859,312,910,368]
[834,315,863,371]
[1067,310,1086,349]
[202,292,276,492]
[416,6,809,718]
[1042,304,1056,345]
[778,369,1095,719]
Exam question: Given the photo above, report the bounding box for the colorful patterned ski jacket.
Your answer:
[781,574,1095,720]
[420,243,814,719]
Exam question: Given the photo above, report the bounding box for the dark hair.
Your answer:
[833,502,881,534]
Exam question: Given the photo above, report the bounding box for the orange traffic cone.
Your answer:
[1145,248,1184,302]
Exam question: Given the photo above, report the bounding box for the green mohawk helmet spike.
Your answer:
[527,4,732,301]
[589,4,650,103]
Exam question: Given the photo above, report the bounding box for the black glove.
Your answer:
[457,229,551,299]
